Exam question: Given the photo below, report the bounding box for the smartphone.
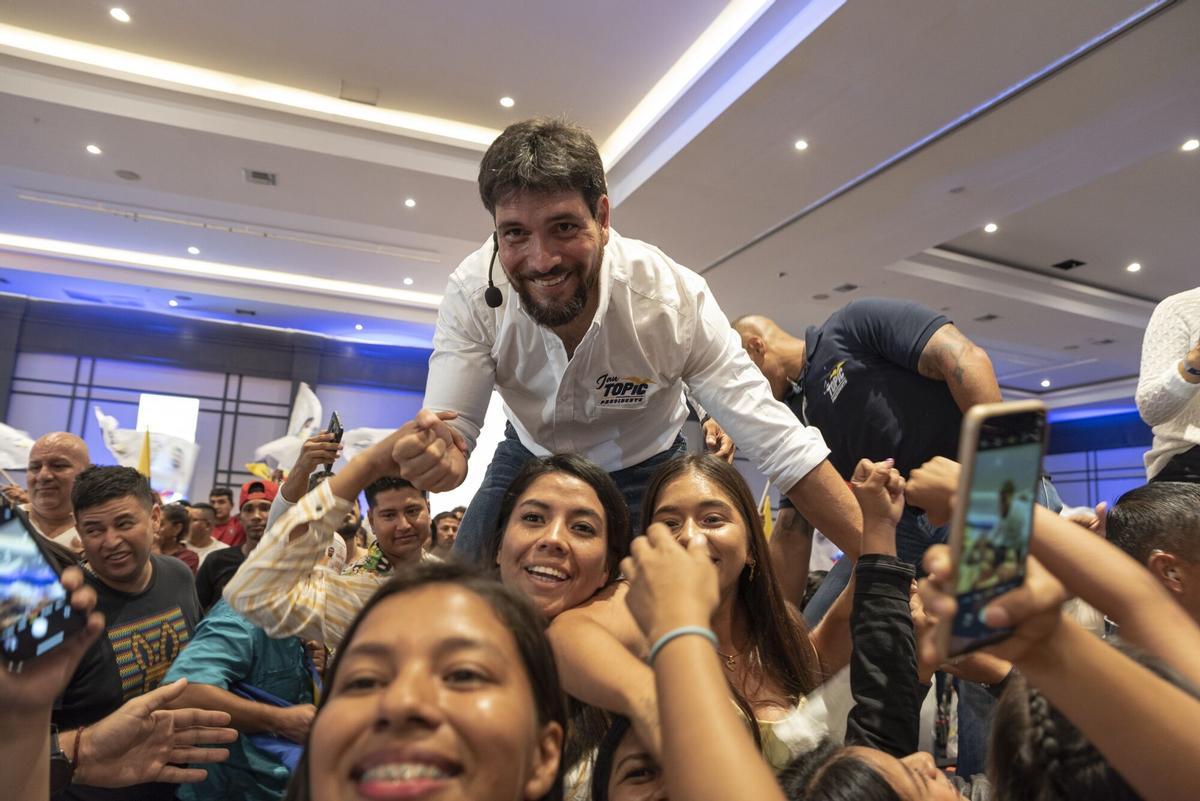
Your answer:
[0,503,86,665]
[324,411,344,475]
[942,400,1047,656]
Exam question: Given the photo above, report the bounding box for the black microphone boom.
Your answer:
[484,232,503,308]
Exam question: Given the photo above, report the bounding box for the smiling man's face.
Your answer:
[77,495,158,593]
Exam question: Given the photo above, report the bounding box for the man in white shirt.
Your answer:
[418,117,862,564]
[1136,286,1200,481]
[186,502,229,566]
[21,432,88,550]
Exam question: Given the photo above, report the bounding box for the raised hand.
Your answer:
[621,523,720,645]
[388,410,469,492]
[905,456,961,526]
[849,457,905,555]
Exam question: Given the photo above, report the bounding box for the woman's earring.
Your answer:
[747,561,756,582]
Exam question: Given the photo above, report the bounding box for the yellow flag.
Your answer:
[760,484,773,540]
[245,462,274,481]
[137,429,152,478]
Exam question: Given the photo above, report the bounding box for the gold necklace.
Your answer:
[717,649,737,670]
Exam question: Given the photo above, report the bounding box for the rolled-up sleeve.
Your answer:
[423,273,497,454]
[223,481,377,647]
[682,285,830,492]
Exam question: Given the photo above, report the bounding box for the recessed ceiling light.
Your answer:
[403,277,414,286]
[186,246,200,255]
[1182,138,1199,152]
[793,139,809,151]
[109,7,131,23]
[499,96,515,108]
[85,144,102,155]
[167,298,179,307]
[1126,262,1142,273]
[1040,379,1051,388]
[983,222,999,234]
[404,198,416,208]
[354,323,364,331]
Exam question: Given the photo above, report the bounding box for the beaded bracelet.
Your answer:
[648,625,718,664]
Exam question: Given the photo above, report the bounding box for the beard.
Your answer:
[512,246,603,328]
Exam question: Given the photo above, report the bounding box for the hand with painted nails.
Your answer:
[849,457,905,555]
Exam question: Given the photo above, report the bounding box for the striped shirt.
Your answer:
[223,481,389,648]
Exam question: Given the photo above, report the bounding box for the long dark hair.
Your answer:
[284,562,567,801]
[989,640,1199,801]
[485,453,631,585]
[778,740,901,801]
[640,455,821,740]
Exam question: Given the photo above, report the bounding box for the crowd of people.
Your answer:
[2,116,1198,801]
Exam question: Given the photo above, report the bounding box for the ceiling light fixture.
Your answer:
[499,96,515,108]
[186,246,200,255]
[0,24,497,151]
[793,139,809,151]
[600,0,775,166]
[109,8,131,23]
[85,144,102,155]
[1126,262,1142,273]
[1040,379,1051,388]
[354,323,364,331]
[404,198,416,208]
[167,298,179,307]
[1183,138,1199,152]
[0,232,444,308]
[983,222,998,233]
[403,277,414,286]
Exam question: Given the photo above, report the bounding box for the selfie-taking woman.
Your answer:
[284,561,566,801]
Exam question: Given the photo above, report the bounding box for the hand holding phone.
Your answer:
[324,411,344,475]
[939,400,1047,656]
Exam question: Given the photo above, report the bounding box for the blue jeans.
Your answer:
[452,424,689,566]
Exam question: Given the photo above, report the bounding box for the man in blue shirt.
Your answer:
[163,602,315,800]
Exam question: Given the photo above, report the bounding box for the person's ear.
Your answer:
[523,720,563,800]
[1148,550,1184,593]
[596,195,611,238]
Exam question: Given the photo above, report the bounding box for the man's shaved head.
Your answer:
[731,314,806,401]
[30,432,89,466]
[28,432,91,524]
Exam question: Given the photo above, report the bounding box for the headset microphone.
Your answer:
[484,231,503,309]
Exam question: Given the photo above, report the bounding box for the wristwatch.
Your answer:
[50,726,74,792]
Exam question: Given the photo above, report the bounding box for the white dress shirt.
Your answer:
[424,230,830,493]
[1136,286,1200,478]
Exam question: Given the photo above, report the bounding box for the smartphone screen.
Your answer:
[949,408,1045,654]
[0,504,84,664]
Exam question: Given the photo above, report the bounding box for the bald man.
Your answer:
[734,299,1002,615]
[24,432,90,549]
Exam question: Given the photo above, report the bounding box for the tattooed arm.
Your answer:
[916,324,1002,412]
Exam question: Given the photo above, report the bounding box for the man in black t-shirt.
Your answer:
[53,466,201,801]
[734,299,1002,615]
[195,479,277,611]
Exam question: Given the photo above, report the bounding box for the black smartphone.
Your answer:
[942,400,1047,656]
[324,411,343,475]
[1,503,86,666]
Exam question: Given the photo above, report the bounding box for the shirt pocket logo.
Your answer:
[594,372,655,409]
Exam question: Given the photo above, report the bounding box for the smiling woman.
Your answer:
[284,561,566,801]
[486,454,631,621]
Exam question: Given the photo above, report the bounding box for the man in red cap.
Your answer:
[194,479,278,611]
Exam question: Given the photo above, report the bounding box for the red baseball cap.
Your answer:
[240,479,279,508]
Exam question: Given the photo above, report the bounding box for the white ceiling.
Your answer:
[0,0,1197,407]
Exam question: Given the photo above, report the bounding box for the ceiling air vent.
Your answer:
[64,289,105,303]
[973,313,1000,322]
[243,169,277,186]
[0,276,10,284]
[1090,337,1115,346]
[833,283,859,293]
[235,308,257,316]
[1052,258,1085,271]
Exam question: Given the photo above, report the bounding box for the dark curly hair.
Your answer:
[478,117,607,218]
